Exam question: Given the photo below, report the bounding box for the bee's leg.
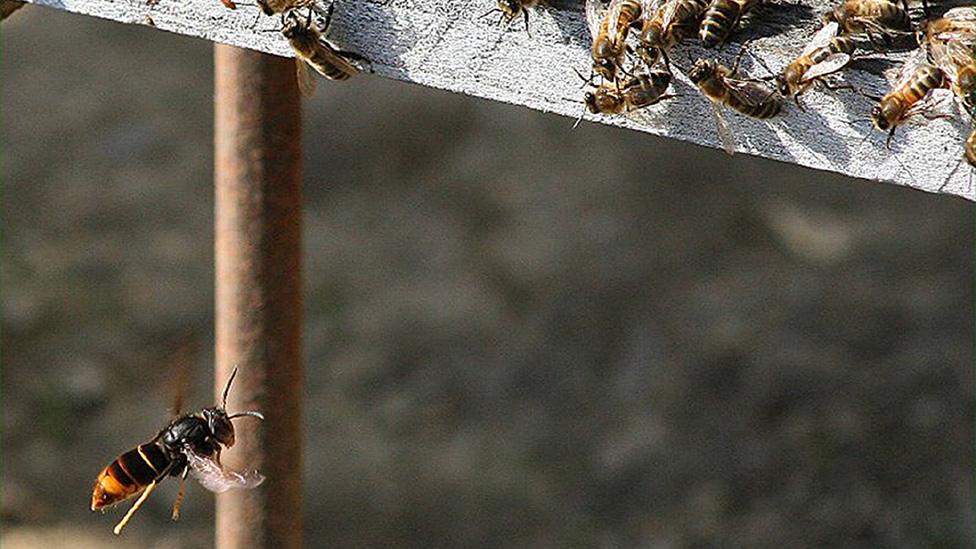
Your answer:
[248,8,265,30]
[659,48,672,72]
[793,92,806,111]
[339,49,373,72]
[572,103,587,129]
[885,126,896,149]
[730,42,750,75]
[478,7,502,21]
[938,157,964,192]
[572,67,595,88]
[338,49,367,62]
[113,480,158,535]
[320,0,336,34]
[748,50,776,80]
[820,79,859,97]
[523,9,530,36]
[171,467,190,521]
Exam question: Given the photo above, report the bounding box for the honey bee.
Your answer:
[699,0,757,49]
[777,21,857,102]
[282,7,362,95]
[920,6,976,50]
[491,0,545,30]
[688,57,781,154]
[583,67,674,114]
[935,41,976,110]
[586,0,647,80]
[822,0,911,38]
[638,0,708,65]
[91,367,265,535]
[871,49,954,144]
[921,7,976,110]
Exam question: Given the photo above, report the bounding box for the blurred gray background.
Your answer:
[2,6,973,548]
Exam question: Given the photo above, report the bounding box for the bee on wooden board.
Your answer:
[688,56,781,154]
[282,6,363,95]
[91,367,265,535]
[638,0,709,66]
[870,48,954,144]
[776,21,857,103]
[920,7,976,109]
[483,0,545,31]
[933,41,976,109]
[583,66,675,114]
[822,0,911,39]
[699,0,758,49]
[586,0,647,81]
[920,6,976,51]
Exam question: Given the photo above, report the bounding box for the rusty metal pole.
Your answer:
[214,44,303,549]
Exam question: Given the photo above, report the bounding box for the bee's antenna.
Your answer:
[221,366,239,409]
[572,102,588,129]
[479,6,501,21]
[229,411,266,421]
[750,50,777,79]
[573,67,594,87]
[891,151,919,187]
[939,157,964,192]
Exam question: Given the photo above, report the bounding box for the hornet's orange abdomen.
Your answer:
[91,443,171,511]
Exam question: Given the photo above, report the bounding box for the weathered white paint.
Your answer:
[21,0,976,199]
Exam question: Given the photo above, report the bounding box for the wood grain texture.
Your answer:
[23,0,976,200]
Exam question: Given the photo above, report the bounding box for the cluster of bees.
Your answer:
[496,0,975,174]
[199,0,973,177]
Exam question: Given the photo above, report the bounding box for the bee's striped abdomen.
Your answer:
[91,443,171,511]
[700,0,739,48]
[728,88,781,118]
[308,49,356,81]
[906,65,943,103]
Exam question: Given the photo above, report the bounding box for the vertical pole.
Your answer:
[214,44,303,549]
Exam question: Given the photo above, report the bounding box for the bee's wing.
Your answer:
[801,21,839,56]
[641,0,663,13]
[602,0,626,41]
[801,52,851,82]
[724,77,778,107]
[184,448,265,494]
[295,59,318,97]
[847,16,907,38]
[943,7,976,25]
[657,0,683,30]
[905,87,957,119]
[585,0,609,39]
[934,29,976,45]
[934,40,971,83]
[890,48,928,88]
[320,41,362,78]
[710,101,737,155]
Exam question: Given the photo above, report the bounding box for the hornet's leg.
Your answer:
[171,467,190,521]
[113,480,158,535]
